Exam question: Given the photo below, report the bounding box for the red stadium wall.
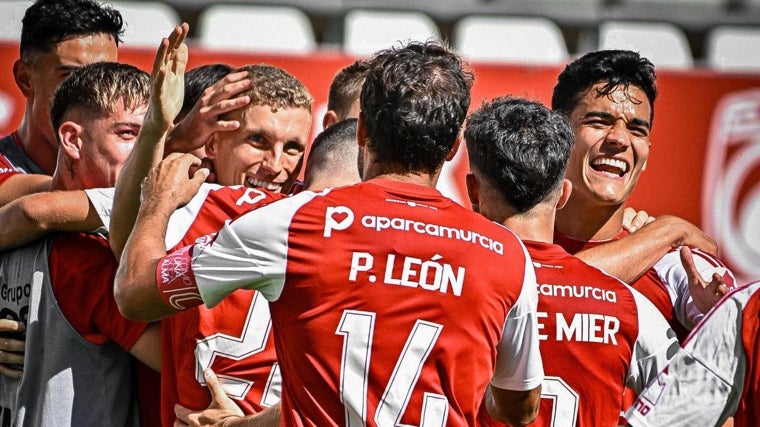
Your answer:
[0,42,758,284]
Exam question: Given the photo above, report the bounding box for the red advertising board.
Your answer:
[0,42,758,283]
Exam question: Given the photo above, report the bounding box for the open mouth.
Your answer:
[245,177,283,192]
[591,157,628,177]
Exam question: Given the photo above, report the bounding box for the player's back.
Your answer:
[497,241,676,426]
[228,179,539,425]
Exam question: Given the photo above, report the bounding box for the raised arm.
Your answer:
[0,190,102,251]
[576,215,718,284]
[110,23,189,259]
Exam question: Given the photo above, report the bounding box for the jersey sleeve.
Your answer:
[164,191,319,307]
[491,244,544,391]
[625,285,681,393]
[624,286,748,427]
[84,187,115,234]
[652,248,736,330]
[50,233,149,350]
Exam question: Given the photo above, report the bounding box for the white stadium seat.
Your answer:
[108,1,181,48]
[343,9,440,57]
[455,15,569,64]
[0,1,31,42]
[598,21,694,69]
[198,4,316,54]
[706,26,760,71]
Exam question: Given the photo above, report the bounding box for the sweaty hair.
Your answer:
[360,40,474,175]
[20,0,123,62]
[49,62,149,137]
[552,50,657,123]
[231,64,313,115]
[465,96,575,213]
[304,118,359,187]
[180,63,234,119]
[327,60,370,120]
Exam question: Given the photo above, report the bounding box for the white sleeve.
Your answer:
[192,191,318,306]
[491,243,544,391]
[625,285,680,393]
[624,286,751,427]
[84,187,115,234]
[653,248,736,330]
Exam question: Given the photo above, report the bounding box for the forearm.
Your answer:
[114,199,178,321]
[486,385,541,427]
[111,122,169,258]
[0,174,51,207]
[576,216,703,283]
[224,404,280,427]
[0,190,99,251]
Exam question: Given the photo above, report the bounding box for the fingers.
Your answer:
[201,72,253,108]
[204,368,228,406]
[0,334,25,353]
[0,319,24,334]
[174,404,192,423]
[0,362,23,379]
[679,246,700,285]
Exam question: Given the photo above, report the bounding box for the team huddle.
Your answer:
[0,1,757,426]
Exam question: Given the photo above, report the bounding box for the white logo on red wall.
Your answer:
[703,88,760,285]
[0,91,13,130]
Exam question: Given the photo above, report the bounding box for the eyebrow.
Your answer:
[584,111,651,130]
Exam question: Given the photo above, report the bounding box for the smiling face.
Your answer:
[206,104,312,192]
[564,83,652,208]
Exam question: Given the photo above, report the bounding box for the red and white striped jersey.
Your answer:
[159,179,544,426]
[89,183,286,424]
[624,281,760,427]
[480,241,678,427]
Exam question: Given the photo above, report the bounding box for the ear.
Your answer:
[205,135,219,159]
[556,179,573,210]
[356,112,367,147]
[465,172,480,211]
[446,132,462,161]
[58,121,83,161]
[13,60,33,97]
[322,110,339,130]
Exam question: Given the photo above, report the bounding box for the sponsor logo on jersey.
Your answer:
[0,281,31,306]
[537,283,617,303]
[324,206,504,254]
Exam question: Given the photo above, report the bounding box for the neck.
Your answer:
[554,195,624,241]
[16,115,58,174]
[499,204,557,244]
[363,166,440,189]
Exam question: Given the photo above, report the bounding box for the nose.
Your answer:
[605,120,631,149]
[260,145,284,176]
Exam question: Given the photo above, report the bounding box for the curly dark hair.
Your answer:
[20,0,124,62]
[360,40,474,175]
[551,50,657,123]
[465,96,574,213]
